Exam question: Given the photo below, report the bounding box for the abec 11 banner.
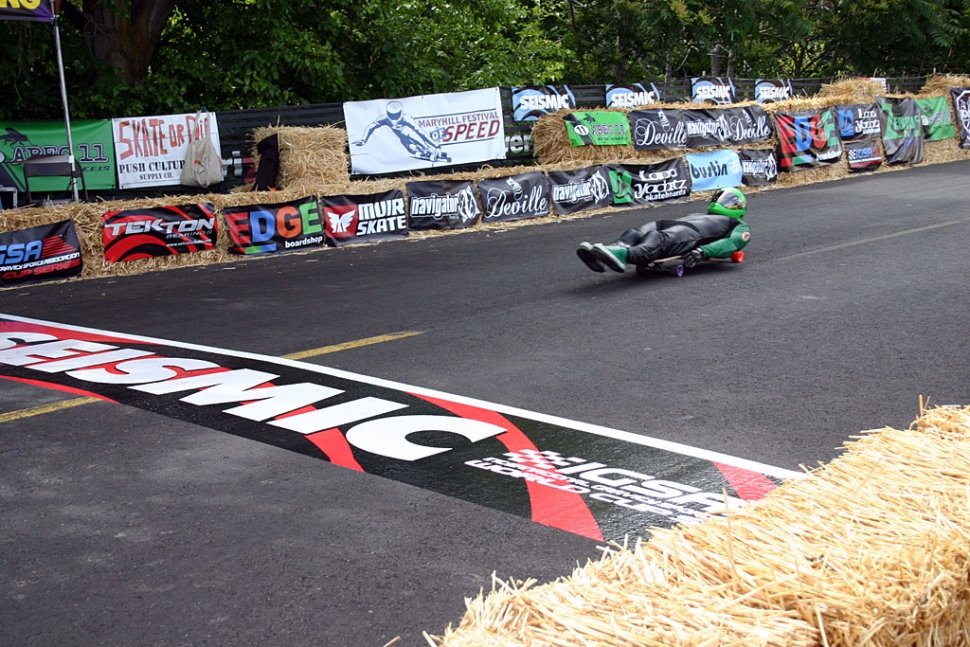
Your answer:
[915,96,955,142]
[563,111,632,146]
[112,112,222,189]
[738,149,779,186]
[630,109,688,150]
[345,88,505,175]
[547,166,612,215]
[477,172,550,223]
[225,196,325,255]
[0,120,116,192]
[0,220,82,286]
[950,88,970,148]
[320,190,408,247]
[691,77,736,105]
[608,159,691,208]
[606,83,662,109]
[836,104,883,142]
[686,150,743,192]
[775,108,843,171]
[101,203,218,263]
[511,86,576,122]
[879,98,924,165]
[407,180,482,231]
[754,79,794,103]
[845,140,883,172]
[681,106,773,148]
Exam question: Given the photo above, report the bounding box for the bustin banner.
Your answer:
[0,220,82,286]
[101,203,218,263]
[112,112,222,189]
[686,150,743,192]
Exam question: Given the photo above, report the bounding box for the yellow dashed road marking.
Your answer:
[0,397,99,424]
[281,330,424,360]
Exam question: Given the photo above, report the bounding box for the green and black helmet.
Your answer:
[707,187,747,219]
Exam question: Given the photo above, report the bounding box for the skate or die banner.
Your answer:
[950,89,970,148]
[111,112,222,189]
[0,120,116,192]
[344,88,505,175]
[836,104,883,142]
[563,111,632,147]
[845,140,883,172]
[102,203,217,263]
[680,106,774,148]
[686,150,743,192]
[320,190,408,247]
[0,220,81,286]
[511,86,577,122]
[406,179,482,231]
[691,77,736,105]
[915,96,955,142]
[477,172,550,223]
[754,79,794,103]
[608,159,691,208]
[0,314,800,542]
[775,108,843,171]
[0,1,56,22]
[630,109,688,150]
[224,196,325,255]
[605,83,662,109]
[738,149,779,186]
[878,98,924,165]
[547,166,612,215]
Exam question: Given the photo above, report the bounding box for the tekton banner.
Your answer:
[775,108,843,171]
[691,77,736,105]
[737,149,779,186]
[915,96,956,142]
[605,83,662,109]
[112,112,223,190]
[101,203,218,263]
[879,98,924,165]
[563,111,632,147]
[225,196,325,255]
[836,103,884,142]
[754,79,794,103]
[0,220,81,286]
[608,158,691,208]
[0,120,116,192]
[345,88,505,176]
[951,88,970,148]
[407,180,482,231]
[547,166,612,215]
[686,150,743,192]
[845,140,883,172]
[320,190,408,247]
[511,86,576,122]
[477,172,550,223]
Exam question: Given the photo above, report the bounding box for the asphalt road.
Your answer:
[2,161,968,646]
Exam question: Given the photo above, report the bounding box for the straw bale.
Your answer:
[250,125,350,193]
[818,78,887,102]
[921,74,970,96]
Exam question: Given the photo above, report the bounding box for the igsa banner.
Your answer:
[608,159,691,207]
[605,83,662,109]
[112,112,223,189]
[754,79,793,103]
[0,220,82,286]
[477,172,550,223]
[547,166,612,215]
[225,196,325,255]
[563,111,632,147]
[0,314,800,542]
[101,203,218,263]
[691,77,736,105]
[775,109,843,171]
[320,190,408,247]
[406,180,482,231]
[950,89,970,148]
[345,88,506,175]
[879,98,924,165]
[738,149,779,186]
[686,150,743,192]
[0,120,116,192]
[845,140,883,172]
[511,86,576,122]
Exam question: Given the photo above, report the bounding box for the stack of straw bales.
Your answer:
[427,404,970,646]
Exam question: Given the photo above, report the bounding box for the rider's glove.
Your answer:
[684,248,703,268]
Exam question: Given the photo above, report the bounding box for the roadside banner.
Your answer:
[0,120,116,192]
[630,109,688,150]
[681,106,773,147]
[738,149,779,186]
[605,83,662,109]
[101,203,218,263]
[754,79,793,103]
[563,111,632,146]
[915,96,955,141]
[775,108,843,171]
[406,179,482,230]
[320,190,408,247]
[836,103,884,142]
[112,112,222,189]
[878,98,924,164]
[0,1,56,22]
[477,172,550,223]
[845,140,883,172]
[511,85,576,122]
[686,150,743,192]
[950,88,970,148]
[345,88,505,175]
[224,196,325,255]
[608,159,691,207]
[547,166,612,215]
[0,220,82,286]
[691,77,736,104]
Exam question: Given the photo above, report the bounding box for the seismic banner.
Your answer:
[685,150,743,192]
[111,112,223,189]
[320,190,408,247]
[738,149,779,186]
[511,85,577,122]
[101,203,218,263]
[407,180,482,231]
[563,111,632,147]
[477,172,551,223]
[608,159,691,208]
[915,96,956,142]
[547,166,612,215]
[691,77,736,105]
[225,196,325,255]
[0,120,116,192]
[605,83,662,109]
[950,88,970,148]
[0,220,82,286]
[344,88,506,175]
[754,79,794,103]
[879,98,924,165]
[775,108,843,171]
[836,104,884,142]
[845,140,883,172]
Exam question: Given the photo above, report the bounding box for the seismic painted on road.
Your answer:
[0,314,800,542]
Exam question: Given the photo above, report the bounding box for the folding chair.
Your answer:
[23,154,89,204]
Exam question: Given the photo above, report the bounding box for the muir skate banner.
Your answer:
[477,172,550,223]
[878,98,924,165]
[836,104,884,142]
[630,109,688,151]
[563,111,632,147]
[775,109,843,171]
[845,140,883,172]
[548,166,612,215]
[738,149,779,186]
[754,79,794,103]
[407,180,482,231]
[225,196,325,255]
[511,86,577,122]
[0,120,116,192]
[112,112,223,189]
[950,89,970,148]
[608,159,691,208]
[686,150,743,192]
[0,220,82,286]
[606,83,662,109]
[681,106,773,148]
[320,190,408,247]
[915,96,955,142]
[102,203,217,263]
[345,88,505,175]
[691,77,736,105]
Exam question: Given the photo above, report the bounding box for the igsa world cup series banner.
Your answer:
[0,220,82,286]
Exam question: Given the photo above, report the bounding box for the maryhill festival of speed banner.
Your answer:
[0,314,801,542]
[224,196,325,255]
[111,112,222,190]
[101,203,218,263]
[0,221,82,286]
[477,172,551,223]
[0,120,116,192]
[775,108,843,171]
[319,190,409,247]
[344,88,506,175]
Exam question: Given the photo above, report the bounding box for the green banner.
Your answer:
[563,111,632,147]
[915,96,956,142]
[0,120,117,195]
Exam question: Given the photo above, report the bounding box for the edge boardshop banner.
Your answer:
[608,159,691,208]
[775,108,843,171]
[102,203,217,263]
[225,196,325,255]
[0,221,82,286]
[477,172,550,223]
[320,190,408,247]
[407,180,482,230]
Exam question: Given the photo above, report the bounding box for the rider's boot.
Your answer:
[576,242,605,272]
[591,244,628,273]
